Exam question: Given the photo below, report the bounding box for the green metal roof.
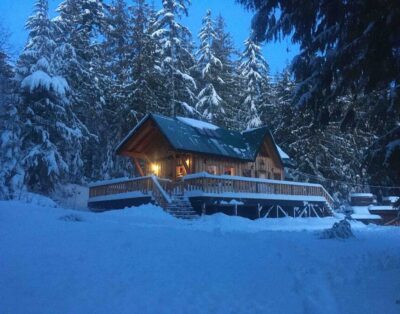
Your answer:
[116,113,283,165]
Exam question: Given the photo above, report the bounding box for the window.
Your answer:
[242,169,252,177]
[257,170,267,179]
[176,165,185,178]
[274,173,281,180]
[206,165,217,175]
[224,167,235,176]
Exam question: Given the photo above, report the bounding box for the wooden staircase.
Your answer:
[150,176,198,219]
[166,196,198,219]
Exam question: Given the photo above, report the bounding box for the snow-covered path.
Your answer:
[0,199,399,314]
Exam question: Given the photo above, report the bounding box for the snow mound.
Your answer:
[59,214,84,222]
[51,184,89,210]
[0,199,399,314]
[17,192,59,208]
[320,219,354,239]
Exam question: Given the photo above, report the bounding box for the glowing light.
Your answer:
[151,163,160,176]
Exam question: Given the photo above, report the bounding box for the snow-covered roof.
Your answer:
[368,205,397,211]
[277,145,289,159]
[176,116,219,130]
[382,196,399,203]
[351,206,381,220]
[116,113,284,165]
[350,193,374,197]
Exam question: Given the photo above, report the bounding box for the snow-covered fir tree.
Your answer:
[15,0,86,193]
[152,0,197,116]
[195,10,225,124]
[103,0,131,111]
[55,0,107,179]
[270,69,375,200]
[270,67,296,136]
[128,0,160,118]
[239,37,270,129]
[211,14,240,129]
[0,31,24,199]
[100,0,134,178]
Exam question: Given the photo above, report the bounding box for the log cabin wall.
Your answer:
[192,153,284,180]
[134,149,283,181]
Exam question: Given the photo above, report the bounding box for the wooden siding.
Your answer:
[119,118,284,181]
[192,154,284,180]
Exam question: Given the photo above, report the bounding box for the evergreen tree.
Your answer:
[211,15,240,129]
[238,0,400,186]
[239,37,270,129]
[101,0,133,178]
[195,10,225,124]
[0,28,23,199]
[270,67,296,137]
[104,0,131,109]
[15,0,85,193]
[128,0,160,118]
[152,0,197,116]
[55,0,107,179]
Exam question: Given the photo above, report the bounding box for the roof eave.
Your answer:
[114,113,152,155]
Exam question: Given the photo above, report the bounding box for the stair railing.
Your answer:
[150,175,172,208]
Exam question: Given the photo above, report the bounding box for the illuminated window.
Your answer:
[176,165,185,178]
[206,165,217,175]
[224,167,235,176]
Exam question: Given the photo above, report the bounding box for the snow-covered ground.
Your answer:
[1,196,399,314]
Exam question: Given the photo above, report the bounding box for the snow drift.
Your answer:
[0,196,399,314]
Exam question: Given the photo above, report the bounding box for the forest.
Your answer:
[0,0,399,201]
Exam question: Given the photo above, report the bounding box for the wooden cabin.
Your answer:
[88,114,335,219]
[116,114,285,181]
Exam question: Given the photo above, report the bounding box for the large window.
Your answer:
[206,165,217,175]
[224,167,235,176]
[242,169,252,177]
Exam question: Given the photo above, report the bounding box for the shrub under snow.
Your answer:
[320,219,354,239]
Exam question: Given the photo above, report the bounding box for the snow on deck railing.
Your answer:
[88,177,137,188]
[184,172,322,187]
[151,175,172,204]
[88,176,173,205]
[183,172,335,208]
[88,173,335,208]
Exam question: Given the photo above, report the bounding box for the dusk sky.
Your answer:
[0,0,298,74]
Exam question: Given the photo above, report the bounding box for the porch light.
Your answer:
[151,163,160,176]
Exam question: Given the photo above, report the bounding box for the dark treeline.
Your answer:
[0,0,398,201]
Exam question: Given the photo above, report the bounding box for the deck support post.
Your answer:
[132,157,145,177]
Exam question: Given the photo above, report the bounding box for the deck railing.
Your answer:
[89,176,172,204]
[183,173,335,209]
[88,173,335,209]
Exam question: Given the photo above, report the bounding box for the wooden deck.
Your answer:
[88,173,335,218]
